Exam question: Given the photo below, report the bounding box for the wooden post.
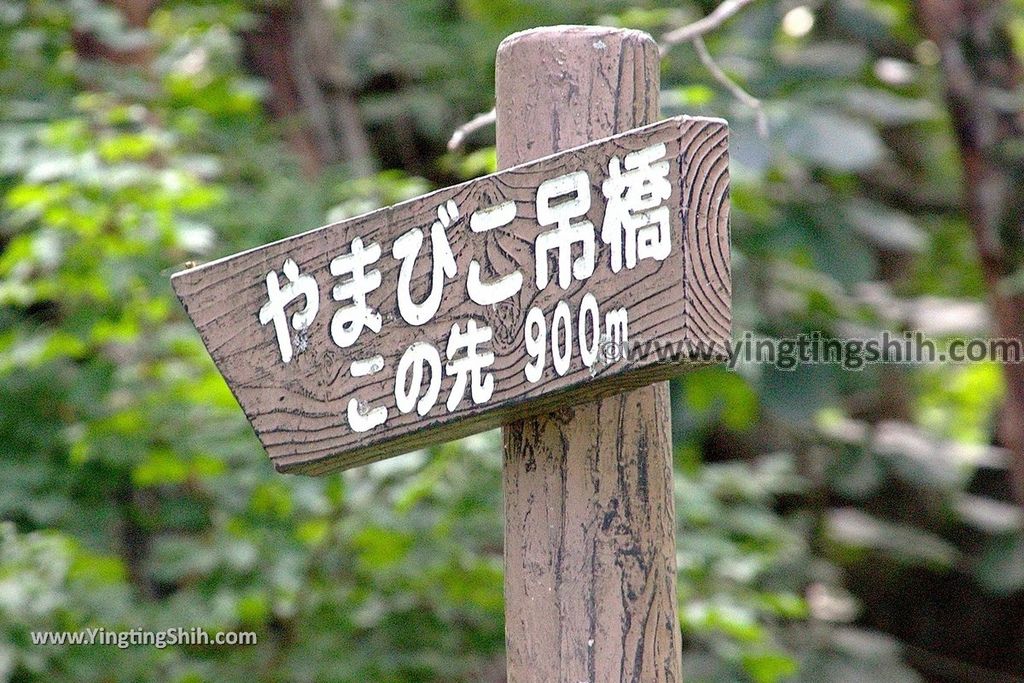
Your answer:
[497,26,683,682]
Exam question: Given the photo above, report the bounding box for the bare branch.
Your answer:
[446,0,766,149]
[659,0,756,53]
[693,36,768,137]
[447,109,496,151]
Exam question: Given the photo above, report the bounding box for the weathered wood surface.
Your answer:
[498,26,710,683]
[172,113,729,475]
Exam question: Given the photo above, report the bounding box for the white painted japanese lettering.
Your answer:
[445,319,495,411]
[395,341,442,416]
[330,236,382,348]
[259,258,319,363]
[601,142,672,272]
[393,200,459,325]
[467,200,523,305]
[535,171,596,290]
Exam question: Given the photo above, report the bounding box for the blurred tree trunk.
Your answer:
[72,0,156,64]
[914,0,1024,505]
[109,0,158,28]
[241,0,374,178]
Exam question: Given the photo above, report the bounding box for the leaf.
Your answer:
[761,364,840,424]
[843,87,940,125]
[682,600,766,643]
[955,494,1022,535]
[870,421,966,491]
[830,445,884,500]
[783,111,886,171]
[132,448,189,486]
[683,366,760,432]
[844,199,927,253]
[352,526,414,570]
[665,84,716,108]
[742,649,799,683]
[778,42,870,79]
[826,508,959,568]
[976,534,1024,595]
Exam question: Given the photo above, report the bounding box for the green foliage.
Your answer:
[677,454,810,681]
[1,0,1020,681]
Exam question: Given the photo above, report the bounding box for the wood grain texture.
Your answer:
[497,26,724,683]
[171,110,729,475]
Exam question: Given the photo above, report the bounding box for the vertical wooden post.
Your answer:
[497,26,683,682]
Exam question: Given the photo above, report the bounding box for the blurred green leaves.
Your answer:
[1,0,1021,681]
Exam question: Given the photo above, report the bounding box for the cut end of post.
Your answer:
[497,24,656,53]
[495,25,661,169]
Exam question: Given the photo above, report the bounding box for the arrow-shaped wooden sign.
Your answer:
[172,115,730,475]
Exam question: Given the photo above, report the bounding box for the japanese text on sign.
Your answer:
[258,143,673,433]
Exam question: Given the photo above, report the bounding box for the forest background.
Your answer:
[3,0,1024,681]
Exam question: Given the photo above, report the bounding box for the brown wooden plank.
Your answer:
[171,114,730,474]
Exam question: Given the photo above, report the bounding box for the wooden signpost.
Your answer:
[172,115,729,476]
[174,25,730,682]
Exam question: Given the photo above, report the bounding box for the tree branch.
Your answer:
[913,0,1024,505]
[659,0,756,52]
[447,108,496,151]
[692,36,768,137]
[447,0,767,148]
